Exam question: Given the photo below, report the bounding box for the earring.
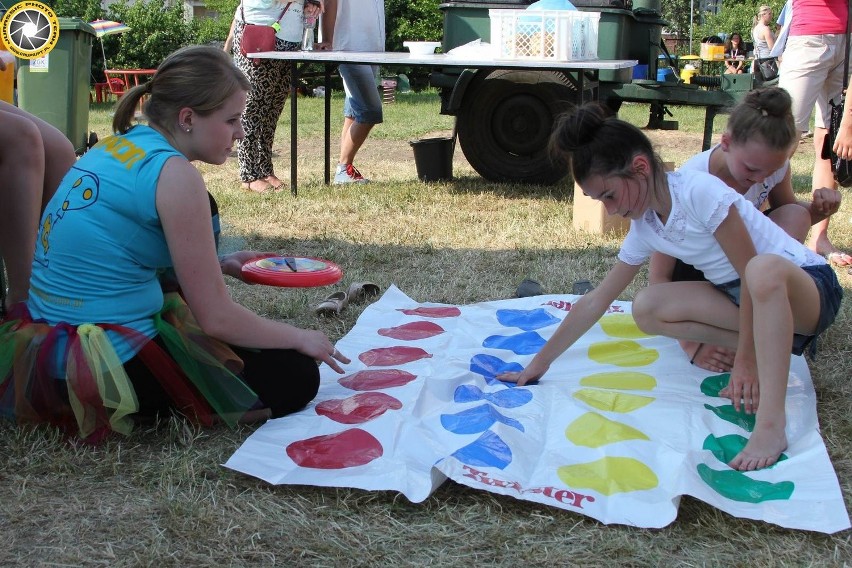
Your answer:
[179,123,191,133]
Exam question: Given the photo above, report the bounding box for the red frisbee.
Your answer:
[241,256,343,287]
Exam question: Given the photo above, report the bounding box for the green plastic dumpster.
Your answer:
[17,18,95,154]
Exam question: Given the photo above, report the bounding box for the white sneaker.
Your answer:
[333,163,369,184]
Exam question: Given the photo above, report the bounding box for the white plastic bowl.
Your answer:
[403,41,441,55]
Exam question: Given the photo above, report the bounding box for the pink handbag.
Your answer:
[240,23,277,56]
[238,3,291,58]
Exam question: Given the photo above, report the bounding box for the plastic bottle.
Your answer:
[301,15,316,51]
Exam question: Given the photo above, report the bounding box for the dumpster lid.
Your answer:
[58,18,96,35]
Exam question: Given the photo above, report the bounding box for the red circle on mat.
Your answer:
[316,392,403,424]
[379,321,446,340]
[359,346,432,367]
[286,428,383,469]
[240,256,343,287]
[339,369,418,391]
[399,306,461,318]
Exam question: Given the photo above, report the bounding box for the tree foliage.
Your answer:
[385,0,443,52]
[105,0,195,69]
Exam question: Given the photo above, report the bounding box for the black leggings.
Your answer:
[124,336,320,420]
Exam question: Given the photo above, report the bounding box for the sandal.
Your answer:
[346,281,381,303]
[241,179,275,194]
[264,176,287,192]
[515,278,543,298]
[314,291,348,316]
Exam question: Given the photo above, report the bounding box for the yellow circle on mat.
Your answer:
[573,388,655,413]
[588,340,659,367]
[558,457,659,495]
[598,314,652,339]
[565,412,650,447]
[580,371,657,391]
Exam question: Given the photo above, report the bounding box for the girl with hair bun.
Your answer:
[499,101,842,472]
[0,46,349,442]
[650,87,841,373]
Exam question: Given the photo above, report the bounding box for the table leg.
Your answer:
[324,64,331,185]
[290,62,299,196]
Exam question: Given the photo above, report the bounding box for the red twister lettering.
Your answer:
[460,465,595,509]
[544,300,572,312]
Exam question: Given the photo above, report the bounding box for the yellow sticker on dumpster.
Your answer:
[1,1,59,60]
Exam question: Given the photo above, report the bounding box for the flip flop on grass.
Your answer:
[314,291,348,316]
[346,282,381,303]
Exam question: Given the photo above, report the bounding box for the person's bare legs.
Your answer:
[0,101,75,209]
[728,255,821,471]
[807,127,848,264]
[0,102,75,309]
[767,203,812,244]
[339,116,375,165]
[0,111,45,308]
[632,281,741,348]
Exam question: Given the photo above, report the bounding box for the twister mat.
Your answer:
[225,286,850,533]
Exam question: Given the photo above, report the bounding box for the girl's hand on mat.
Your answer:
[497,363,546,387]
[298,329,350,373]
[721,361,759,415]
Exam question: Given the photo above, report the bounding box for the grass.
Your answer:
[2,91,851,566]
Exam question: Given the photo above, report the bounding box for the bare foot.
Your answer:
[682,340,735,373]
[809,235,852,266]
[729,424,787,471]
[264,175,286,191]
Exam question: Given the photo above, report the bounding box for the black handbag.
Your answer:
[755,57,778,81]
[820,3,852,187]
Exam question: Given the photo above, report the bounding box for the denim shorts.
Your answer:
[714,264,843,357]
[339,63,383,124]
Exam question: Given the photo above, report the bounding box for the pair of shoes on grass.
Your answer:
[315,282,381,316]
[514,278,595,298]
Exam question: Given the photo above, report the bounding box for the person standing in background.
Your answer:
[317,0,385,184]
[778,0,851,267]
[752,5,777,60]
[232,0,320,193]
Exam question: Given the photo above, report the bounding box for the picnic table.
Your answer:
[248,50,636,195]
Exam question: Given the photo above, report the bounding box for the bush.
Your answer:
[696,0,784,47]
[105,0,194,69]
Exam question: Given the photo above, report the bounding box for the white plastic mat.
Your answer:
[225,285,850,533]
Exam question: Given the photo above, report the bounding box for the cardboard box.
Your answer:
[572,162,674,235]
[700,43,725,61]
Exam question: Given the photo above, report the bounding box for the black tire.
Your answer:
[456,70,577,185]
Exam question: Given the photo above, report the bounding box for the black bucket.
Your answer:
[409,137,454,182]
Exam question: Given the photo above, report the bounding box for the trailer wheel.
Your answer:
[457,70,577,185]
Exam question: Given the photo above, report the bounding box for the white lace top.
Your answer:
[679,145,789,209]
[617,170,824,285]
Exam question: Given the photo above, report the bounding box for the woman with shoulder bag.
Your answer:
[233,0,321,193]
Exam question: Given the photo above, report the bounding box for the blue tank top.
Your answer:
[28,125,182,361]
